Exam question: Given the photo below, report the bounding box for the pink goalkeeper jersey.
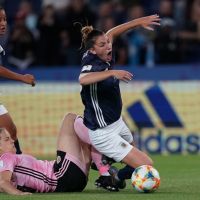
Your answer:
[0,153,57,192]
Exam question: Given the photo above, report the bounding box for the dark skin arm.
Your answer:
[0,66,35,86]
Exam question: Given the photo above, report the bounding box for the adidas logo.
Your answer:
[127,85,183,128]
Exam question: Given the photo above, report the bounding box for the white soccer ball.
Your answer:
[131,165,160,193]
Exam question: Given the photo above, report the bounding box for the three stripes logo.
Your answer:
[127,85,183,129]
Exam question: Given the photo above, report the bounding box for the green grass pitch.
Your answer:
[1,155,200,200]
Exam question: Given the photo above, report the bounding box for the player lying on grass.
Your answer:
[0,113,93,195]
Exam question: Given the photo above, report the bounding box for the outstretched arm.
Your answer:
[0,171,31,195]
[106,14,160,42]
[0,66,35,86]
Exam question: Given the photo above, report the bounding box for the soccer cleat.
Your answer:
[109,166,126,189]
[95,175,119,192]
[101,155,116,165]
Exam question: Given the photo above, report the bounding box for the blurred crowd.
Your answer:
[0,0,200,69]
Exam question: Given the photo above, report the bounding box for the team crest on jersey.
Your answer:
[56,156,61,164]
[0,160,4,168]
[81,65,92,72]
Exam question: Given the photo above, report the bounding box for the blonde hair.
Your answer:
[81,26,94,48]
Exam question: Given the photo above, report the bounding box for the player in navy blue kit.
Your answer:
[79,15,160,190]
[0,7,35,154]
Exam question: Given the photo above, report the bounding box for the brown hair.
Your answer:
[0,128,6,143]
[0,128,5,134]
[81,25,104,50]
[0,128,5,153]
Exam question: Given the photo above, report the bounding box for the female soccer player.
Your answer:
[0,6,35,154]
[79,15,160,171]
[0,113,92,194]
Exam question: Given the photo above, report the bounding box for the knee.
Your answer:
[63,113,77,122]
[146,157,153,166]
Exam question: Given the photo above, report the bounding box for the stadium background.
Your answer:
[0,66,200,156]
[0,0,200,157]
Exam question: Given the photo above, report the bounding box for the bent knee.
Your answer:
[136,157,153,168]
[63,113,77,122]
[141,154,153,166]
[146,157,153,166]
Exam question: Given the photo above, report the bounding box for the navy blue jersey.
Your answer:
[80,51,122,130]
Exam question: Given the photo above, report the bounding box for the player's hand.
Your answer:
[22,74,36,87]
[112,70,133,83]
[138,14,161,31]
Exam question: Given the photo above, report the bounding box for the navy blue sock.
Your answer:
[14,139,22,154]
[118,165,135,180]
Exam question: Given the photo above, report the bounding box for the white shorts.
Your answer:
[0,105,8,115]
[88,117,134,162]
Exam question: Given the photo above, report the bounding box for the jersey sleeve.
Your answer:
[81,64,94,73]
[0,153,17,173]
